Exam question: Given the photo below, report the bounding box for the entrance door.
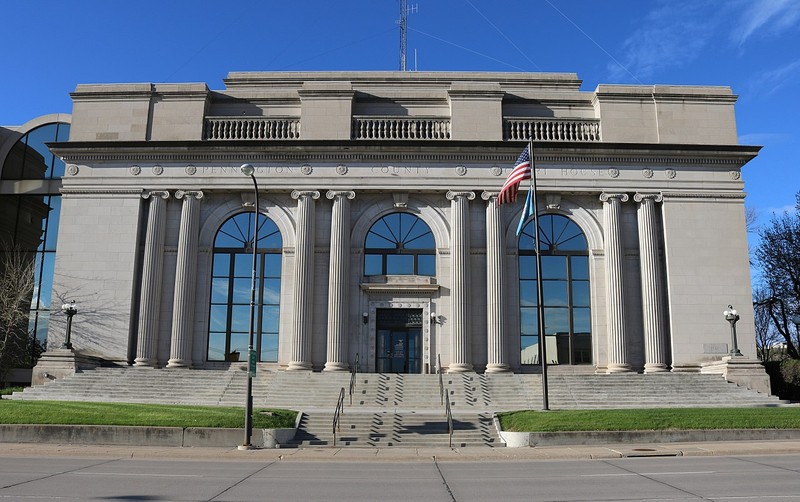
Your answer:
[375,309,422,373]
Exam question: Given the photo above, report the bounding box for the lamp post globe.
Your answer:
[723,304,743,357]
[61,300,78,349]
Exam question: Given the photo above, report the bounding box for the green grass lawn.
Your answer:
[0,400,297,429]
[497,408,800,432]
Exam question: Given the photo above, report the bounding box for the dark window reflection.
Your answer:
[208,212,282,362]
[364,212,436,276]
[518,214,591,365]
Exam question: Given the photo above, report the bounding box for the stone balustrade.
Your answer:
[202,115,601,142]
[352,117,451,140]
[203,117,301,140]
[504,117,601,142]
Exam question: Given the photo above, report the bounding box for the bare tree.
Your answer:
[754,192,800,359]
[0,247,36,385]
[754,287,784,362]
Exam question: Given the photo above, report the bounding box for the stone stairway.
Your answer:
[8,367,790,448]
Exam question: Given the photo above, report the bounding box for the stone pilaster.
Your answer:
[324,190,355,371]
[288,190,320,371]
[446,190,475,373]
[134,190,170,367]
[635,193,669,373]
[166,190,203,368]
[482,191,510,373]
[600,192,632,373]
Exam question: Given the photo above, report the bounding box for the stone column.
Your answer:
[482,191,510,373]
[600,192,632,373]
[134,190,170,367]
[447,190,475,373]
[635,193,669,372]
[288,190,320,371]
[324,190,355,371]
[166,190,203,368]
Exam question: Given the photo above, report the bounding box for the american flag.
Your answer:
[497,146,532,205]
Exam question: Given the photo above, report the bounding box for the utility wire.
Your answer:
[463,0,542,71]
[409,27,527,71]
[543,0,643,84]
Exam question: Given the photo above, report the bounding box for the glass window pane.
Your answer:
[43,196,60,250]
[36,252,54,310]
[571,256,589,280]
[33,311,49,346]
[212,254,230,277]
[210,278,229,304]
[364,254,382,276]
[520,307,539,336]
[573,308,591,334]
[260,333,278,362]
[386,255,414,275]
[229,333,249,355]
[366,231,395,248]
[23,125,56,180]
[520,335,540,365]
[234,254,253,277]
[230,305,251,332]
[417,254,435,276]
[208,332,227,361]
[542,280,568,307]
[541,256,567,279]
[572,281,590,307]
[262,278,281,305]
[261,305,280,333]
[263,254,281,278]
[518,224,536,250]
[519,256,537,279]
[231,278,251,304]
[520,280,538,307]
[543,307,570,335]
[209,305,228,332]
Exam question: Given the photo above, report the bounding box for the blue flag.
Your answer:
[516,188,534,236]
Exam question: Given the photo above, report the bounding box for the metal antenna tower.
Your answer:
[398,0,417,71]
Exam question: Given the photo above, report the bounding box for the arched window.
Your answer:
[208,212,282,362]
[0,121,70,366]
[519,214,591,365]
[364,212,435,276]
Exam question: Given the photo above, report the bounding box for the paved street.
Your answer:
[1,448,800,501]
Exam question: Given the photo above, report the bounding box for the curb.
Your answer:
[524,428,800,446]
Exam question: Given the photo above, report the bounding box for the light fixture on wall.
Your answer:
[362,312,369,324]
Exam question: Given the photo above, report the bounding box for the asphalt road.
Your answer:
[1,453,800,501]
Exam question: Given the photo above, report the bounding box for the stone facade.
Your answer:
[24,71,759,380]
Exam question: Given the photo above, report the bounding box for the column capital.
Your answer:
[446,190,476,201]
[326,190,356,201]
[291,190,320,200]
[175,190,204,200]
[600,192,629,203]
[142,190,170,200]
[481,191,500,201]
[634,192,663,203]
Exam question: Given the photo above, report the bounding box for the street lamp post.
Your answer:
[239,163,259,450]
[723,305,743,357]
[61,300,77,349]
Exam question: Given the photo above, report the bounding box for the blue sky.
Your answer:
[3,0,798,223]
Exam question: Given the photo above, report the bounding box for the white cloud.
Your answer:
[608,1,718,81]
[732,0,800,46]
[738,132,793,145]
[746,59,800,96]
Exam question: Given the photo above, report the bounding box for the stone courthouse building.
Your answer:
[0,71,762,382]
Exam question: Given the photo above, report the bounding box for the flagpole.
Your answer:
[528,140,550,411]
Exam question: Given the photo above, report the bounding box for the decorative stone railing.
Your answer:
[504,118,601,142]
[203,117,301,140]
[352,117,451,140]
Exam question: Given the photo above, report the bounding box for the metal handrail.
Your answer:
[349,353,359,405]
[332,387,345,447]
[445,391,453,448]
[437,354,453,447]
[437,354,444,405]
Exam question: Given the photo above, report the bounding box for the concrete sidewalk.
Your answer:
[3,440,800,462]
